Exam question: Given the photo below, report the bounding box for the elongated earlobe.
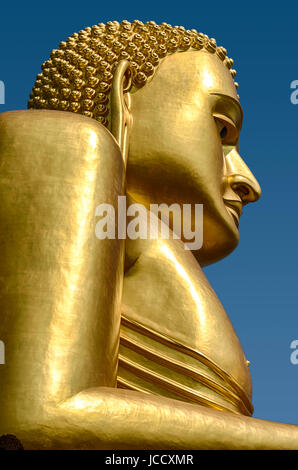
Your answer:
[110,60,132,167]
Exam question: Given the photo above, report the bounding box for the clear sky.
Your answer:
[0,0,297,424]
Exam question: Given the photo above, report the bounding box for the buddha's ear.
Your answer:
[110,60,132,167]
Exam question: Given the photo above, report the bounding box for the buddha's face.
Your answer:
[127,51,261,265]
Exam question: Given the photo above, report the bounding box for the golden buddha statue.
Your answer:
[0,20,297,449]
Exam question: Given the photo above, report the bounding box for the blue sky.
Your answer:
[0,1,297,424]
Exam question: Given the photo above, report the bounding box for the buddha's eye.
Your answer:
[214,114,238,145]
[215,117,227,141]
[220,126,227,140]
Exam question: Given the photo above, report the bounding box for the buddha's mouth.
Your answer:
[223,200,242,227]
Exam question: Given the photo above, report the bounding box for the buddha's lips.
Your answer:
[224,200,242,225]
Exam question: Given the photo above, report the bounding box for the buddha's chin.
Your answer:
[192,219,239,266]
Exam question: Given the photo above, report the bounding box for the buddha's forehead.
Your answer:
[151,50,238,102]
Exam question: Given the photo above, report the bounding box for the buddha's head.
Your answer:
[29,20,261,265]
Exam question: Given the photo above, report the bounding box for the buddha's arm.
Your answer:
[6,387,298,450]
[55,388,298,450]
[0,110,126,418]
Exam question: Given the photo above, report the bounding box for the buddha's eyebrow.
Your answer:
[210,92,243,129]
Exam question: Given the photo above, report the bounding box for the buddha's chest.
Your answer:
[120,237,253,415]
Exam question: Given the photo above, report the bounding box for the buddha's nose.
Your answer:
[224,147,261,205]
